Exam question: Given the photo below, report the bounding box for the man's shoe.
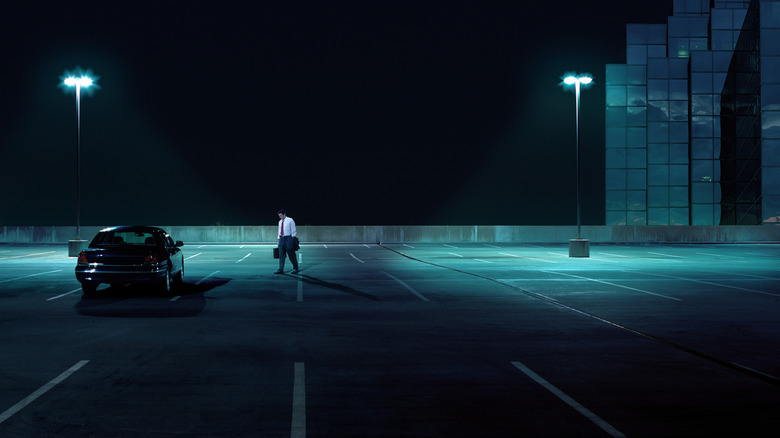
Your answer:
[274,270,284,274]
[290,269,299,274]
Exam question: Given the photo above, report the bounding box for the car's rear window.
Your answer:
[91,231,158,246]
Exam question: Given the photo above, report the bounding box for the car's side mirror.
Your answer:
[176,241,184,247]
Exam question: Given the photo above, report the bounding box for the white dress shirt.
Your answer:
[278,217,297,237]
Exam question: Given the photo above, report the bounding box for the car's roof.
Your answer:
[98,226,167,234]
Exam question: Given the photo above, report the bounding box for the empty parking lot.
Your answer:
[1,242,779,437]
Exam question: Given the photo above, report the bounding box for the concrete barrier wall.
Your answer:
[2,225,779,244]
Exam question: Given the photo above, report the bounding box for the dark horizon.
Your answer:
[0,2,674,227]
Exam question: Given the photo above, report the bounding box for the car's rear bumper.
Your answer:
[75,266,167,284]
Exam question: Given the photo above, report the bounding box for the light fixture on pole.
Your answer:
[62,70,97,256]
[562,73,592,258]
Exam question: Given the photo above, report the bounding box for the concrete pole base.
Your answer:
[68,240,89,257]
[569,238,590,258]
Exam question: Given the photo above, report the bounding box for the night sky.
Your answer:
[0,1,673,226]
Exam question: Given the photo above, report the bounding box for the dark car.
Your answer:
[75,226,184,294]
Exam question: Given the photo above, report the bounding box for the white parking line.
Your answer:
[647,252,684,258]
[196,271,221,285]
[549,271,682,301]
[500,252,557,263]
[596,252,629,258]
[729,272,778,280]
[545,252,618,262]
[0,360,90,425]
[0,270,62,285]
[47,288,82,301]
[511,361,626,438]
[0,251,56,260]
[297,279,303,302]
[448,252,464,258]
[443,244,458,249]
[185,253,202,260]
[363,244,372,249]
[403,244,415,249]
[473,259,493,263]
[645,272,780,297]
[586,257,621,263]
[483,244,501,248]
[349,253,365,264]
[236,253,252,263]
[291,362,306,438]
[383,272,430,302]
[695,252,745,259]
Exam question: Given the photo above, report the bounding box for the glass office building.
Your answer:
[605,0,780,225]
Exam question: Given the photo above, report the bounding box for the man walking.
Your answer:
[275,209,299,274]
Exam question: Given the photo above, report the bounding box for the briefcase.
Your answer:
[273,247,280,259]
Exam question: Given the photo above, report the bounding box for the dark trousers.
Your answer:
[278,236,298,270]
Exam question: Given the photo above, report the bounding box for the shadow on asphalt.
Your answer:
[292,273,381,301]
[74,277,231,318]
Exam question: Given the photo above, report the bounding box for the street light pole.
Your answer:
[562,74,592,257]
[64,74,94,256]
[75,81,82,239]
[573,79,581,239]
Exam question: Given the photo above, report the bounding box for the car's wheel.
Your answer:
[81,282,98,295]
[174,259,184,286]
[161,266,173,294]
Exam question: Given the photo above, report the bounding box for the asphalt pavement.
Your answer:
[1,241,779,437]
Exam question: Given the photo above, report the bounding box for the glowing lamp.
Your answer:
[64,76,93,88]
[563,75,592,86]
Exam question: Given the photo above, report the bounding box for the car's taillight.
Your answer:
[77,251,88,266]
[144,252,158,266]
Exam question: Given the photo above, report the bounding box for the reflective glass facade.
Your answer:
[606,0,780,225]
